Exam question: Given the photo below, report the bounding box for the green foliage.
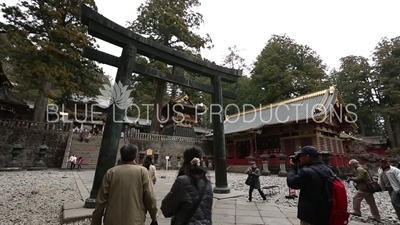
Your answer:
[372,37,400,112]
[329,56,382,135]
[0,0,106,120]
[371,36,400,147]
[0,34,10,62]
[178,52,212,108]
[128,0,213,125]
[128,56,171,119]
[221,45,248,71]
[128,0,213,52]
[220,45,258,115]
[251,34,329,104]
[330,36,400,147]
[386,148,400,157]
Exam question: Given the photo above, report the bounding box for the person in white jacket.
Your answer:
[69,154,77,170]
[378,157,400,220]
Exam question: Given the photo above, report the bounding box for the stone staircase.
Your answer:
[69,135,123,169]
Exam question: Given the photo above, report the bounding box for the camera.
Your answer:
[290,155,298,164]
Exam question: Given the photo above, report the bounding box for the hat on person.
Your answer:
[294,146,319,158]
[380,157,389,162]
[348,159,359,165]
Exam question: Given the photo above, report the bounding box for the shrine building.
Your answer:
[222,86,358,168]
[0,62,30,120]
[161,94,205,138]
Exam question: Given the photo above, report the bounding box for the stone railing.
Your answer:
[0,119,72,132]
[125,130,203,143]
[61,132,74,169]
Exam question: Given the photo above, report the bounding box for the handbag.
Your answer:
[365,169,382,193]
[245,175,252,186]
[367,181,382,193]
[171,183,207,225]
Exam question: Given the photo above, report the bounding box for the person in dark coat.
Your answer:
[246,162,267,202]
[287,146,332,225]
[161,146,213,225]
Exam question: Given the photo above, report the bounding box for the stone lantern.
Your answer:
[246,155,255,165]
[202,155,207,168]
[138,150,146,164]
[207,155,215,170]
[1,141,24,171]
[260,153,271,175]
[29,142,48,170]
[153,150,160,165]
[277,153,288,177]
[176,153,183,168]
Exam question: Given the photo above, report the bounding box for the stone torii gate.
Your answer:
[80,4,242,208]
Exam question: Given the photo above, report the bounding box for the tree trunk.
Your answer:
[32,79,52,122]
[357,119,366,136]
[170,83,177,99]
[394,120,400,148]
[150,80,166,134]
[149,36,171,134]
[383,114,396,148]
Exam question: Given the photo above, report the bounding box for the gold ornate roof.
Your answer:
[171,94,194,105]
[223,86,358,134]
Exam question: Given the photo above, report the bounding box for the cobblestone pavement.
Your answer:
[76,170,372,225]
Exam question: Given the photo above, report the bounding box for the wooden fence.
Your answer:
[125,129,205,144]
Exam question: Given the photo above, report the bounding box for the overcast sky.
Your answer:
[93,0,400,80]
[2,0,400,81]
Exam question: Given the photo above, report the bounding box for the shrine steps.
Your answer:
[69,135,122,169]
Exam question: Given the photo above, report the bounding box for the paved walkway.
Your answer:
[74,170,371,225]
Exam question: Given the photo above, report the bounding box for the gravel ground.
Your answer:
[157,170,400,225]
[0,170,80,225]
[1,169,399,225]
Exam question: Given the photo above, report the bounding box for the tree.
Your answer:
[0,0,104,122]
[220,45,257,115]
[221,45,248,71]
[329,56,381,135]
[128,0,212,133]
[251,34,329,105]
[371,36,400,148]
[128,57,171,121]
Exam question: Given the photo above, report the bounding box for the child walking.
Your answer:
[77,157,84,171]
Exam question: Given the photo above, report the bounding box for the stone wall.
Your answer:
[0,127,69,168]
[120,137,214,168]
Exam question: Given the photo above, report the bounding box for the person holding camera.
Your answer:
[348,159,381,222]
[286,146,332,225]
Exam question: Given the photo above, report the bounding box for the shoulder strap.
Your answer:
[309,166,333,199]
[310,165,335,178]
[363,167,373,182]
[310,166,327,178]
[180,182,207,225]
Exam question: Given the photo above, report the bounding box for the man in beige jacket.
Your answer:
[91,144,158,225]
